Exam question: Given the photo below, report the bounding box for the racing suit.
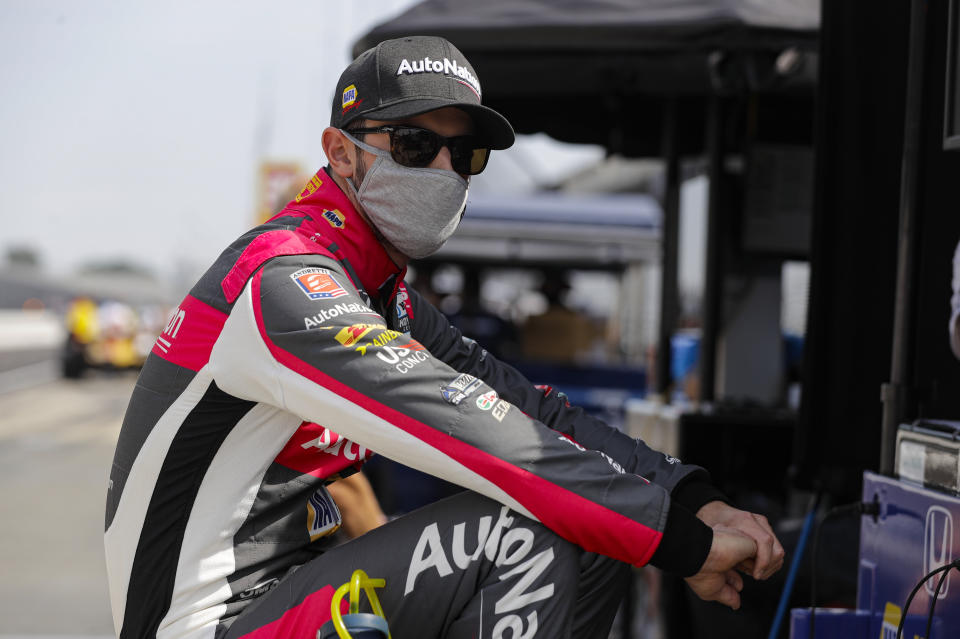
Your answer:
[104,168,723,639]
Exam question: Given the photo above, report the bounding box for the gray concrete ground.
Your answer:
[0,371,133,636]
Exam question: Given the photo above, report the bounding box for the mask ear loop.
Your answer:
[341,130,391,160]
[455,184,469,217]
[341,130,389,196]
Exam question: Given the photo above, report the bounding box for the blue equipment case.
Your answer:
[789,471,959,638]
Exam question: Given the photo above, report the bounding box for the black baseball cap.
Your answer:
[331,35,515,150]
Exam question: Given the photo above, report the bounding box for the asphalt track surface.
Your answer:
[0,369,133,637]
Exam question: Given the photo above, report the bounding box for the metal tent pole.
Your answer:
[880,0,928,475]
[656,99,681,398]
[700,95,724,404]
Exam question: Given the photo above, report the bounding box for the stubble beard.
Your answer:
[351,146,398,257]
[353,145,367,189]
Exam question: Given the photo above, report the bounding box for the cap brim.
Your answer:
[357,98,515,150]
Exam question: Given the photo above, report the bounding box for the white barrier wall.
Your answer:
[0,310,65,352]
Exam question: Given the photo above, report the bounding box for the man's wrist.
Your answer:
[648,502,713,577]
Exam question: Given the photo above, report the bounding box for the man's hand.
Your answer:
[685,526,757,610]
[696,500,784,580]
[327,473,387,539]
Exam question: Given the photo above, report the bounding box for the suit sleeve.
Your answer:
[209,255,710,575]
[405,287,726,514]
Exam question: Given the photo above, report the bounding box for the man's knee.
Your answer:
[401,494,581,597]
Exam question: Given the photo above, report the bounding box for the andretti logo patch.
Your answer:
[291,268,349,300]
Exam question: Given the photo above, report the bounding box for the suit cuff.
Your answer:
[648,502,713,577]
[672,478,728,515]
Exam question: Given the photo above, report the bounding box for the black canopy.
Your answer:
[354,0,819,155]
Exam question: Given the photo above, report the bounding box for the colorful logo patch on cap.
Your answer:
[341,84,362,114]
[291,268,349,300]
[322,209,345,230]
[295,175,322,203]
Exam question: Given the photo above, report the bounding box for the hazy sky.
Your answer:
[1,1,601,281]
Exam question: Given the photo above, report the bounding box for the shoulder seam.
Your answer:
[221,230,336,303]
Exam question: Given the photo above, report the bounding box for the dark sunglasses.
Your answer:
[347,125,491,175]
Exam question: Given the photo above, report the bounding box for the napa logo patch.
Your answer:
[322,209,346,229]
[291,268,349,300]
[341,84,361,114]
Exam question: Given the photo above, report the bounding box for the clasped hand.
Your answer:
[684,501,786,610]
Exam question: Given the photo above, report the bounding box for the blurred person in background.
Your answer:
[447,267,519,362]
[521,268,597,364]
[63,296,98,377]
[105,36,782,639]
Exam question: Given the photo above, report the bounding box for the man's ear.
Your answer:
[322,127,354,179]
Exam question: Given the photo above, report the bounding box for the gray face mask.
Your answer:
[341,130,468,260]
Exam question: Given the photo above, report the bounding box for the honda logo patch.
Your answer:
[923,505,953,598]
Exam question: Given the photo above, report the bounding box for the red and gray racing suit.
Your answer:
[104,168,723,639]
